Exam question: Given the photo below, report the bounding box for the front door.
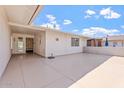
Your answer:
[26,38,34,53]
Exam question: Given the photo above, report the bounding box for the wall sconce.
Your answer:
[56,38,59,41]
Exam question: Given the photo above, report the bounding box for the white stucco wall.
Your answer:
[84,47,124,56]
[12,33,34,54]
[45,31,87,57]
[34,31,46,57]
[0,7,11,77]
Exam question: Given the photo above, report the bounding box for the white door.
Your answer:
[14,37,25,54]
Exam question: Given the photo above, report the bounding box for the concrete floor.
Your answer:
[70,55,124,88]
[0,53,111,88]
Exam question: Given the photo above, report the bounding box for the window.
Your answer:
[71,38,79,46]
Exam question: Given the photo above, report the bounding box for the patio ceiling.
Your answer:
[9,22,45,34]
[4,5,43,25]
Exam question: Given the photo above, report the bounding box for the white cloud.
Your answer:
[63,20,72,25]
[84,15,91,19]
[84,9,96,19]
[40,23,60,30]
[41,23,53,28]
[85,9,96,15]
[46,14,57,24]
[72,29,79,32]
[82,27,119,37]
[100,7,121,19]
[40,14,60,30]
[46,14,56,22]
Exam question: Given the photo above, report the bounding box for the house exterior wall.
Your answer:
[11,30,87,58]
[45,31,87,57]
[34,31,46,57]
[102,40,124,47]
[0,7,11,77]
[87,39,102,47]
[102,36,124,47]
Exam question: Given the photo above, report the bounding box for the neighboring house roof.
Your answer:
[87,38,102,40]
[103,35,124,41]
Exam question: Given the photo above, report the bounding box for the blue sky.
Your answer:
[33,5,124,38]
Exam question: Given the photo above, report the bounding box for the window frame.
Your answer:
[71,37,80,47]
